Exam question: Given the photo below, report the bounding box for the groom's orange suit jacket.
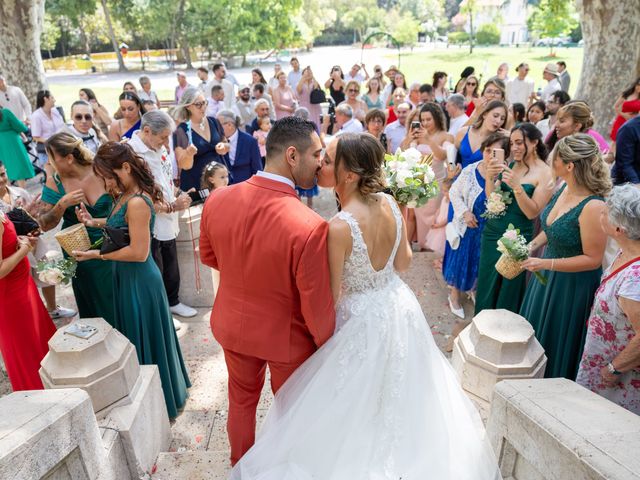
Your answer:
[199,175,336,363]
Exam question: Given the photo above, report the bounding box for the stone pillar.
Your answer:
[0,388,109,480]
[487,378,640,480]
[176,204,219,307]
[451,309,546,416]
[39,317,171,478]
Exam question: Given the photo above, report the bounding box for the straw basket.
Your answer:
[495,252,524,279]
[55,224,91,255]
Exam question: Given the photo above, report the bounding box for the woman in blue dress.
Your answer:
[172,87,229,191]
[443,132,509,320]
[108,92,145,141]
[454,100,508,168]
[73,142,190,418]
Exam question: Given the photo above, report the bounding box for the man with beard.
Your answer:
[536,90,570,139]
[233,85,255,130]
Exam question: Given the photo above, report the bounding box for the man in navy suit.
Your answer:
[217,109,263,184]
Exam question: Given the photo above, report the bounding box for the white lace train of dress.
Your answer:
[230,195,501,480]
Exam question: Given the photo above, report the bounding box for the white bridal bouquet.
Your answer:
[384,148,439,208]
[36,251,77,286]
[496,224,546,285]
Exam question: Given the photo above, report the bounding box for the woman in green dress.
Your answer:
[39,132,115,325]
[73,142,190,418]
[520,134,612,380]
[0,107,34,188]
[475,123,554,314]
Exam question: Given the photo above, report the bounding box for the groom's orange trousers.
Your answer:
[224,348,305,466]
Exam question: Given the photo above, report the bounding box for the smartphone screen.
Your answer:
[411,121,421,130]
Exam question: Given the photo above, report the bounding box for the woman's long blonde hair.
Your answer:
[554,133,612,197]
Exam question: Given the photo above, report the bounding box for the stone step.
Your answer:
[153,451,231,479]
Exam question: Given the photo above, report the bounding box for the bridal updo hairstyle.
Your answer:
[45,131,94,167]
[334,132,387,196]
[93,142,163,203]
[554,133,612,198]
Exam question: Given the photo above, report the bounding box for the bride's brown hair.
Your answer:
[93,142,163,203]
[334,132,387,196]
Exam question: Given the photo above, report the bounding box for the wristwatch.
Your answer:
[607,362,622,375]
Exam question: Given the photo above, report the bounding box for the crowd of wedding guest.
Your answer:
[0,57,639,417]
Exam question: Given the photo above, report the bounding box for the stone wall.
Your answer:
[487,378,640,480]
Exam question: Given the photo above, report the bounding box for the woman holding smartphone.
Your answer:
[474,123,554,315]
[400,103,453,250]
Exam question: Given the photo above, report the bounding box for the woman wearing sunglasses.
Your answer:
[338,80,368,123]
[172,87,230,191]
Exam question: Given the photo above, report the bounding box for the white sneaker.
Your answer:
[173,318,183,331]
[448,296,465,319]
[49,306,77,319]
[169,303,197,318]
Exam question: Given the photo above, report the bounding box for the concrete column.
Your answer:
[451,309,547,416]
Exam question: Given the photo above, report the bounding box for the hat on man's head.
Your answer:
[384,65,399,76]
[239,84,251,92]
[176,71,187,78]
[543,63,560,77]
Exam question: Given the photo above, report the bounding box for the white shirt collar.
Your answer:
[256,171,295,190]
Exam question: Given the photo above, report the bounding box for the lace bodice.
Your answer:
[334,194,402,296]
[541,184,602,259]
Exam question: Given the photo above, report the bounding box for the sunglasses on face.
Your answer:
[74,114,93,121]
[348,89,359,93]
[192,100,208,109]
[467,82,477,87]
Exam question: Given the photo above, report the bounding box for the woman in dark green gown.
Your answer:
[39,132,115,325]
[73,142,190,418]
[520,134,612,380]
[475,124,554,315]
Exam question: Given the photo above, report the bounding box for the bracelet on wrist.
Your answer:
[607,362,622,375]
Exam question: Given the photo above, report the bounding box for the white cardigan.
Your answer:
[446,162,484,249]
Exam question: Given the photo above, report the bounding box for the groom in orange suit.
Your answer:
[199,117,336,465]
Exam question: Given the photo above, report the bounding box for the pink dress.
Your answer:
[274,87,296,120]
[412,144,446,250]
[424,197,449,256]
[297,81,322,127]
[253,130,268,157]
[576,254,640,415]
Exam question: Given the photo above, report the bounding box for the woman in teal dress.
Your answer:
[73,141,190,418]
[520,134,612,380]
[0,107,34,188]
[475,123,554,314]
[39,132,115,325]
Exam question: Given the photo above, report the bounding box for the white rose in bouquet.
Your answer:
[42,267,64,285]
[396,168,413,185]
[402,148,422,167]
[406,200,418,208]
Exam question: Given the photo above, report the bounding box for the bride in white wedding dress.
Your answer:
[230,133,501,480]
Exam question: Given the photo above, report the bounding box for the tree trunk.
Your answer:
[180,36,193,69]
[0,0,47,107]
[78,15,91,56]
[575,0,640,135]
[468,8,474,54]
[99,0,127,72]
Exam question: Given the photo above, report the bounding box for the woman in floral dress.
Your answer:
[576,184,640,414]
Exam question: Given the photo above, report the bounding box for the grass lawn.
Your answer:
[383,45,584,97]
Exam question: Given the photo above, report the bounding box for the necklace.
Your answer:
[194,118,206,130]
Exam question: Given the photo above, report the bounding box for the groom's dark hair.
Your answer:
[265,116,316,163]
